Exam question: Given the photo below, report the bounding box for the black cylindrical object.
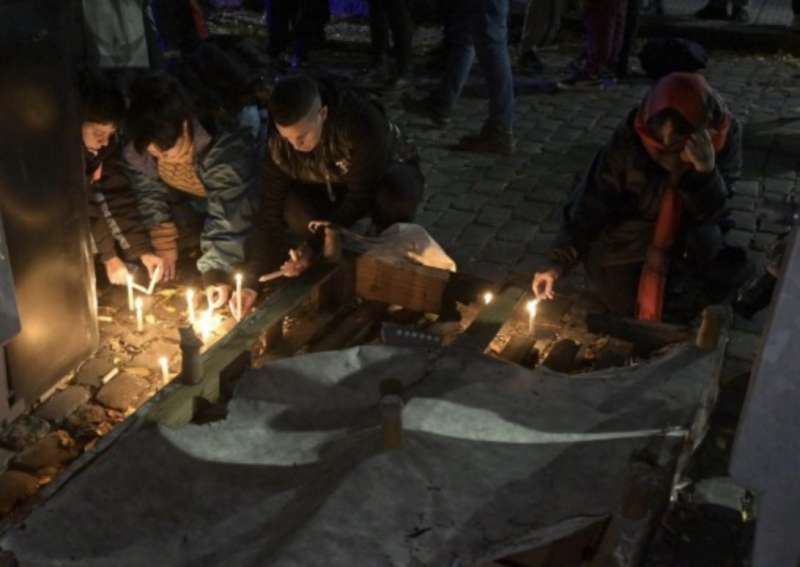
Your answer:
[179,325,203,385]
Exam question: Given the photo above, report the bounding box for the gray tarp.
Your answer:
[1,344,721,566]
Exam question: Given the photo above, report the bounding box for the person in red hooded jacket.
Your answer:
[532,73,746,321]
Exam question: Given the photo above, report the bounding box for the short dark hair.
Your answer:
[79,70,125,126]
[268,75,320,127]
[127,73,194,154]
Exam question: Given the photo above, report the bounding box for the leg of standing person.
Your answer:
[432,6,478,120]
[367,0,390,68]
[385,0,414,82]
[455,0,515,155]
[608,0,629,77]
[266,0,292,58]
[794,0,800,27]
[577,0,625,81]
[518,0,545,73]
[615,0,640,77]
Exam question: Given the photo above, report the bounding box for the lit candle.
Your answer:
[199,306,215,342]
[126,274,135,312]
[146,264,162,295]
[159,356,169,385]
[235,273,243,321]
[483,291,494,305]
[186,288,196,325]
[526,299,539,335]
[135,297,144,333]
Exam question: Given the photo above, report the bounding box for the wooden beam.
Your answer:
[309,301,387,353]
[145,263,339,427]
[498,334,537,365]
[454,287,526,352]
[355,252,450,314]
[586,314,690,355]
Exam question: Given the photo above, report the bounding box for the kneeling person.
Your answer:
[248,74,424,280]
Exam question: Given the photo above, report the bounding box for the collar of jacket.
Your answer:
[124,119,212,180]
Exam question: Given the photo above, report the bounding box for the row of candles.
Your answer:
[482,291,540,334]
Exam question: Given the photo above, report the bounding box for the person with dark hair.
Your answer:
[365,0,415,86]
[247,74,423,286]
[123,74,260,315]
[532,73,746,320]
[403,0,515,155]
[80,72,164,287]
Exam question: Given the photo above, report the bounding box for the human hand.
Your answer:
[308,220,332,234]
[681,129,715,173]
[104,256,129,286]
[228,288,258,320]
[156,248,178,281]
[280,245,313,278]
[205,284,232,310]
[140,253,164,282]
[531,267,562,300]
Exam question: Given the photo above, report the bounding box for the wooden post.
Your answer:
[178,325,203,385]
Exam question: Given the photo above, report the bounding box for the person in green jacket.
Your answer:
[123,73,260,314]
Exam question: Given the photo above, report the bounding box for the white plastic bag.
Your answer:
[342,223,457,272]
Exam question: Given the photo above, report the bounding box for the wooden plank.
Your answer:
[145,263,338,427]
[586,313,690,355]
[454,287,526,352]
[309,301,387,353]
[355,252,450,313]
[498,334,537,365]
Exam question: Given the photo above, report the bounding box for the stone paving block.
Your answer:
[527,234,558,255]
[752,232,778,251]
[726,229,753,249]
[12,431,78,472]
[734,180,761,198]
[495,220,539,243]
[96,373,150,412]
[0,471,39,515]
[460,261,509,283]
[473,178,509,195]
[730,211,758,232]
[495,190,527,208]
[434,209,475,231]
[456,225,497,248]
[35,386,90,423]
[728,195,757,212]
[511,254,552,275]
[528,187,571,204]
[0,416,51,452]
[414,210,442,229]
[480,240,526,264]
[476,206,513,228]
[759,222,792,235]
[512,201,552,223]
[75,357,116,388]
[763,177,795,196]
[450,194,489,213]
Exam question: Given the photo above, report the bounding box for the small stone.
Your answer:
[0,470,39,515]
[96,373,150,412]
[75,357,116,388]
[0,416,50,451]
[34,386,90,423]
[12,431,78,472]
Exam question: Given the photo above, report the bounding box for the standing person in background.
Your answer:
[564,0,628,85]
[80,72,164,287]
[517,0,562,73]
[615,0,641,78]
[124,74,260,315]
[403,0,515,155]
[793,0,800,28]
[265,0,329,67]
[365,0,415,87]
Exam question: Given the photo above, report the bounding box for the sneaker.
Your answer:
[518,48,544,74]
[695,3,729,19]
[401,93,451,127]
[731,6,750,22]
[455,127,516,156]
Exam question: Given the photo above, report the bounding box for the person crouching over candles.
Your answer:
[532,73,748,321]
[80,71,164,288]
[245,74,424,295]
[124,74,260,316]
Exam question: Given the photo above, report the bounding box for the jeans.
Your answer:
[435,0,514,133]
[283,161,425,241]
[367,0,414,75]
[521,0,562,50]
[583,0,628,76]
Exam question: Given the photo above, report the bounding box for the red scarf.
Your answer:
[633,73,732,321]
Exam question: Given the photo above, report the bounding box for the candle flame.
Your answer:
[526,299,538,317]
[483,292,494,305]
[235,272,243,284]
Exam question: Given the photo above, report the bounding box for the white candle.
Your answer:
[159,356,169,385]
[135,297,144,332]
[235,273,243,321]
[126,274,135,312]
[526,300,539,335]
[186,288,196,325]
[146,264,162,295]
[483,291,494,305]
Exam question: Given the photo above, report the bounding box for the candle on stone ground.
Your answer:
[135,297,144,332]
[526,299,539,335]
[146,264,162,295]
[126,274,135,312]
[235,273,243,321]
[186,288,196,325]
[159,356,169,385]
[483,291,494,305]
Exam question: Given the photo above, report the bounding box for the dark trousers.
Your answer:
[521,0,563,49]
[436,0,514,132]
[283,162,425,241]
[615,0,641,76]
[266,0,329,57]
[583,0,628,75]
[367,0,414,75]
[795,0,800,14]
